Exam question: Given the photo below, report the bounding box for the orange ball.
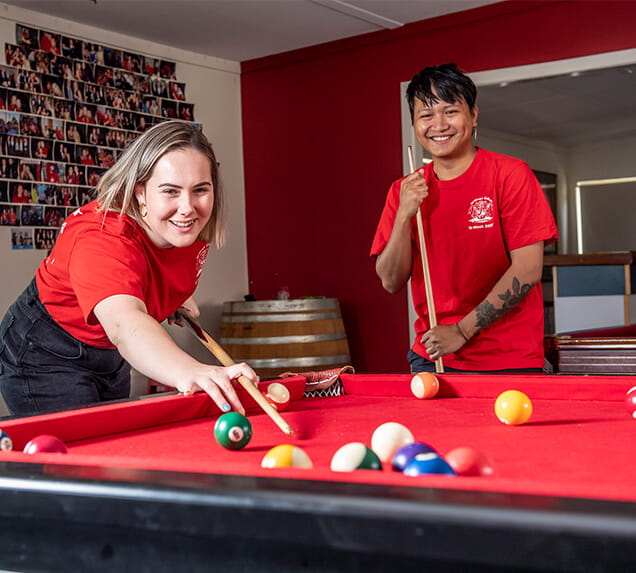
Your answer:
[410,372,439,399]
[494,390,533,425]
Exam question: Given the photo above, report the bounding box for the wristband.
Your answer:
[456,322,470,342]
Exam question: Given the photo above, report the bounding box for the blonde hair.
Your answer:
[97,120,225,247]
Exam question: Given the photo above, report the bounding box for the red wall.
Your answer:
[240,0,636,373]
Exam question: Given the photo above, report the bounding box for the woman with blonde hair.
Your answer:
[0,120,255,416]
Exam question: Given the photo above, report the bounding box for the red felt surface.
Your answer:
[1,374,635,503]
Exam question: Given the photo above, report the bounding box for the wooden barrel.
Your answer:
[219,298,350,378]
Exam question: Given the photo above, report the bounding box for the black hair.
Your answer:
[406,63,477,121]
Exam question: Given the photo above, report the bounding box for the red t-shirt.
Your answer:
[371,148,558,370]
[36,201,210,349]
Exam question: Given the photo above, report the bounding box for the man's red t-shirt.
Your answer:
[371,149,558,371]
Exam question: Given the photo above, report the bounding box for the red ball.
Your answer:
[23,434,68,454]
[264,382,291,411]
[626,386,636,419]
[445,446,493,477]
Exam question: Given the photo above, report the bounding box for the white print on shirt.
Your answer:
[59,208,82,235]
[195,244,210,280]
[468,196,495,230]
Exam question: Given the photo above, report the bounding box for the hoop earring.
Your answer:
[473,127,478,140]
[139,203,148,218]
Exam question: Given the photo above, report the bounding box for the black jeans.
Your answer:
[407,349,544,375]
[0,279,131,416]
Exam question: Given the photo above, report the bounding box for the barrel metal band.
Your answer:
[219,333,346,345]
[221,312,341,323]
[223,299,338,313]
[235,355,350,368]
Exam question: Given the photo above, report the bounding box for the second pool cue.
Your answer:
[407,146,444,373]
[177,311,294,436]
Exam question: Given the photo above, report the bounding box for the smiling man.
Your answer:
[371,63,558,374]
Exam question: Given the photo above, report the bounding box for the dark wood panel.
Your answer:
[544,252,636,266]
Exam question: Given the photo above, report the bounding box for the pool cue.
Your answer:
[176,311,294,436]
[407,146,444,373]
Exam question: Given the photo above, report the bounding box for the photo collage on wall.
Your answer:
[0,24,196,250]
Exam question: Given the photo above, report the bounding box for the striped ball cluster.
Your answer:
[329,421,494,477]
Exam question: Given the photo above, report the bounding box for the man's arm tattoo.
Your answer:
[474,277,535,329]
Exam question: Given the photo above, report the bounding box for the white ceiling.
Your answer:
[1,0,500,62]
[3,0,634,148]
[477,63,636,148]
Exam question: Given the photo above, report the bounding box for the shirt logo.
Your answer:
[468,196,494,230]
[195,244,210,280]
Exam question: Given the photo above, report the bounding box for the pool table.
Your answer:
[0,372,634,572]
[546,324,636,374]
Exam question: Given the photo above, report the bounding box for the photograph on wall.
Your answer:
[11,228,33,249]
[21,204,44,226]
[44,206,65,227]
[39,31,62,55]
[34,227,57,250]
[0,156,18,179]
[16,25,39,50]
[0,204,18,225]
[36,183,56,205]
[56,186,76,206]
[0,65,17,88]
[178,102,194,122]
[159,60,176,80]
[32,137,52,159]
[18,159,40,182]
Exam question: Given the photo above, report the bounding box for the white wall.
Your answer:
[0,3,248,407]
[479,129,570,252]
[567,134,636,253]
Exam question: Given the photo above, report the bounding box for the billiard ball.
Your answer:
[23,434,67,454]
[0,429,13,451]
[371,421,414,463]
[494,390,533,425]
[264,382,291,411]
[410,372,439,399]
[261,444,313,469]
[391,441,438,472]
[214,412,252,450]
[445,446,494,476]
[330,442,382,472]
[626,386,636,419]
[403,452,456,476]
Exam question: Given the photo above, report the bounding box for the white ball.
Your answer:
[371,421,414,462]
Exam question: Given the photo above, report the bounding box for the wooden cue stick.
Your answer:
[407,146,444,373]
[177,311,294,436]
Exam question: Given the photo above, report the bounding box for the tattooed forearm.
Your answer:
[474,277,535,329]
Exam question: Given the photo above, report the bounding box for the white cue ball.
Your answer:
[371,421,415,463]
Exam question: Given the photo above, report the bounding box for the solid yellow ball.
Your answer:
[494,390,533,425]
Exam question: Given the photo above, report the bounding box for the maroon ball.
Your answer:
[626,386,636,419]
[23,434,68,454]
[445,446,494,477]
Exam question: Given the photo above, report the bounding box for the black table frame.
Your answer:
[0,460,634,572]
